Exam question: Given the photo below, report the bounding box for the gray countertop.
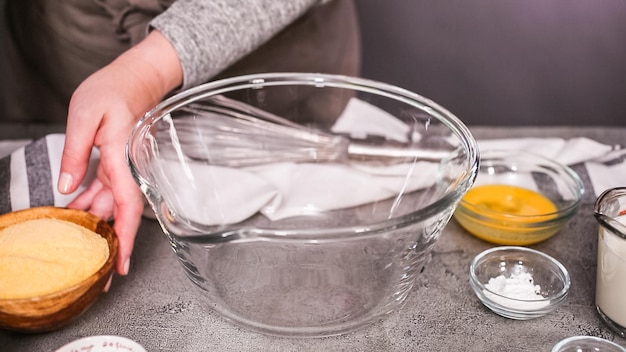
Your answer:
[1,125,625,351]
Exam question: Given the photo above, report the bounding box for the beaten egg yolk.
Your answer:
[463,185,557,216]
[456,184,558,245]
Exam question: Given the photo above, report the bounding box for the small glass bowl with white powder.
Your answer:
[469,246,571,320]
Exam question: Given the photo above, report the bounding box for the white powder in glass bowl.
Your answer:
[483,272,550,310]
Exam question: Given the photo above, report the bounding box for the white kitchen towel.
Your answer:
[477,137,625,198]
[585,148,626,197]
[153,158,438,224]
[0,96,623,225]
[0,133,622,223]
[478,137,614,166]
[0,134,99,214]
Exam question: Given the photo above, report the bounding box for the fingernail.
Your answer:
[123,258,130,275]
[104,274,113,292]
[58,172,73,194]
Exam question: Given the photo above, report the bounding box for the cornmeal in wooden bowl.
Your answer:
[0,207,117,333]
[0,218,110,299]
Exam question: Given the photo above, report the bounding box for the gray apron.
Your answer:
[0,0,360,123]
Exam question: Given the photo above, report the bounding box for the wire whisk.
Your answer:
[155,96,458,167]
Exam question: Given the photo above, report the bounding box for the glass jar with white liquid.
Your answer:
[594,187,626,338]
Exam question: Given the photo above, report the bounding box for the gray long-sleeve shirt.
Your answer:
[1,0,357,123]
[150,0,322,89]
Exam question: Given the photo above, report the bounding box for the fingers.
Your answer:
[69,164,143,277]
[58,140,91,195]
[58,90,102,195]
[67,169,116,221]
[66,119,144,276]
[71,157,143,276]
[66,176,104,209]
[113,191,143,276]
[57,36,184,277]
[111,183,144,276]
[103,274,113,293]
[103,141,145,276]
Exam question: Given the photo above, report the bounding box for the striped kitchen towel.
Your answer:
[0,134,99,213]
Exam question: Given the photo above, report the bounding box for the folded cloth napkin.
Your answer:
[478,137,614,166]
[0,134,99,214]
[585,148,626,196]
[136,94,625,226]
[478,137,626,199]
[154,159,438,224]
[1,134,618,224]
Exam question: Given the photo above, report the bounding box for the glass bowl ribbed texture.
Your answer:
[127,73,479,337]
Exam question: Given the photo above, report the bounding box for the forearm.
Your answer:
[113,30,184,111]
[150,0,321,89]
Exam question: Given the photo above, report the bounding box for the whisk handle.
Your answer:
[347,142,452,162]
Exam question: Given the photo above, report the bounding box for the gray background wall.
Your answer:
[2,1,625,127]
[356,0,626,126]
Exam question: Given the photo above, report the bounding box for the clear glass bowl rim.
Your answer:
[126,72,480,239]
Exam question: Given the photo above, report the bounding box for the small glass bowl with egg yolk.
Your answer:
[454,150,584,245]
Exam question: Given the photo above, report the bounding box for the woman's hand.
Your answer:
[57,30,183,275]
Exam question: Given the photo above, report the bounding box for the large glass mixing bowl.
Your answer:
[127,73,479,337]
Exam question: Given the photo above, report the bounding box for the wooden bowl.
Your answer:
[0,207,118,333]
